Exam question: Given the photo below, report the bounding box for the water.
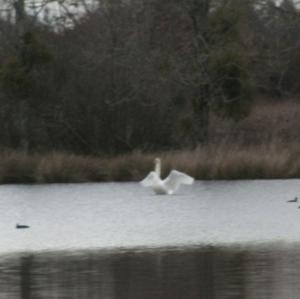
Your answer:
[2,245,300,298]
[1,180,300,298]
[1,180,300,252]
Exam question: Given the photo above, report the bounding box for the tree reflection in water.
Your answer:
[0,245,300,299]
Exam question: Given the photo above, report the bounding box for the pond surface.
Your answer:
[1,180,300,298]
[2,244,300,299]
[1,180,300,253]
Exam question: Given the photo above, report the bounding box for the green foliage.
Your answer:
[0,58,30,97]
[207,4,254,121]
[210,49,253,120]
[177,116,193,136]
[21,31,52,68]
[209,5,241,44]
[0,31,52,98]
[158,59,171,76]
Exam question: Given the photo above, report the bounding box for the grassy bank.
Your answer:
[0,143,299,184]
[0,100,299,184]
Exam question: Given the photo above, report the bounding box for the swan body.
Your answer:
[140,158,194,195]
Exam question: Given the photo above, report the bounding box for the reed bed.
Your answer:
[0,142,298,184]
[0,100,298,183]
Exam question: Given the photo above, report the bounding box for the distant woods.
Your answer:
[0,0,299,154]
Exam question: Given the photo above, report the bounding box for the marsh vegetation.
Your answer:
[0,101,299,183]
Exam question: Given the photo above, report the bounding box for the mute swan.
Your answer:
[140,158,194,195]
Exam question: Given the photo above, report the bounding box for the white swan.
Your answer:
[140,158,194,195]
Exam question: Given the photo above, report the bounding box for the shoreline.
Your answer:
[0,144,299,184]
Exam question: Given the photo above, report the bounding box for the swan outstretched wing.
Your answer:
[163,170,194,193]
[140,171,159,187]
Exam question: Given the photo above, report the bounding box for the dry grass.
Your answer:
[148,143,300,180]
[209,99,300,145]
[0,150,38,183]
[36,152,106,183]
[0,151,106,184]
[0,100,299,183]
[0,143,298,184]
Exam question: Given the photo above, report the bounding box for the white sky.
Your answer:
[0,0,298,27]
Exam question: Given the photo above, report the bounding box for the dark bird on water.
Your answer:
[287,197,298,203]
[16,224,30,229]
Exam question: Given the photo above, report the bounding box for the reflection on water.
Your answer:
[1,244,300,299]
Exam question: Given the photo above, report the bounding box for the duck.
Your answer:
[287,197,298,203]
[16,224,30,229]
[140,157,194,195]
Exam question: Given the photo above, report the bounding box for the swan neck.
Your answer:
[155,158,161,177]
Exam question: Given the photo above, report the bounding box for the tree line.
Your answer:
[0,0,299,154]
